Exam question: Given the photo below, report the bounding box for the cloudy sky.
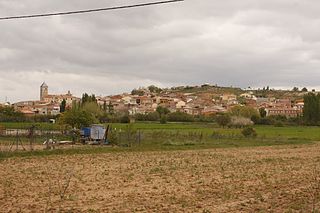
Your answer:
[1,0,320,102]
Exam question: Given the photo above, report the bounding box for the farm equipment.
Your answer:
[80,124,109,145]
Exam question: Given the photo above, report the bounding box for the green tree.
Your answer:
[131,89,145,96]
[0,106,25,122]
[229,106,259,118]
[167,112,194,122]
[146,112,160,121]
[103,101,107,111]
[259,108,267,118]
[81,93,97,105]
[148,85,162,93]
[303,93,320,125]
[107,101,114,114]
[156,106,170,115]
[60,99,66,113]
[160,115,167,124]
[58,108,96,129]
[216,114,231,128]
[82,102,102,119]
[292,87,299,92]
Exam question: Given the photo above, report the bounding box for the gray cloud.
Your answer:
[1,0,320,102]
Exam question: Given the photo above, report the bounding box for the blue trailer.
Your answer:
[80,125,109,144]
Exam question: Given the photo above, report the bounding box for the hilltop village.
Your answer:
[4,83,307,119]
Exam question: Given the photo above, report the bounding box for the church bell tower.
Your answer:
[40,82,48,101]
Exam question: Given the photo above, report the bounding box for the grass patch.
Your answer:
[0,122,318,160]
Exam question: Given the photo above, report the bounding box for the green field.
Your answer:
[0,122,319,160]
[110,122,320,140]
[2,121,319,141]
[0,122,60,130]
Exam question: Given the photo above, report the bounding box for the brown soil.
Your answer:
[1,143,320,212]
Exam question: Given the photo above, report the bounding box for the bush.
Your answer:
[257,117,274,125]
[229,106,260,118]
[134,113,146,121]
[215,114,231,128]
[120,114,130,123]
[251,114,260,124]
[241,127,257,138]
[160,115,167,124]
[274,121,284,127]
[167,112,194,122]
[146,112,160,121]
[108,130,118,146]
[230,116,253,128]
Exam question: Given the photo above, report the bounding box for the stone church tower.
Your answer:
[40,82,48,101]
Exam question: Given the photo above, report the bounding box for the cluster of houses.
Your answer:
[96,90,303,118]
[8,83,305,118]
[12,82,80,117]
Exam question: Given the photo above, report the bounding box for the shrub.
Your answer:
[215,114,231,128]
[241,127,257,138]
[108,130,118,146]
[120,114,130,123]
[229,105,260,118]
[160,115,167,124]
[146,112,160,121]
[251,114,260,124]
[274,121,284,127]
[257,117,274,125]
[230,116,253,128]
[134,113,146,121]
[167,112,194,122]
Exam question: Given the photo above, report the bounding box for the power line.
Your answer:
[0,0,184,21]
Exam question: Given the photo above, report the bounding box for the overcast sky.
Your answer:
[1,0,320,102]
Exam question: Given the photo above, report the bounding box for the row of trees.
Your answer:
[303,93,320,125]
[0,106,58,122]
[0,106,25,122]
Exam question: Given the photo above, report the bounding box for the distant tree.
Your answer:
[292,87,299,92]
[82,102,102,120]
[301,87,308,92]
[303,93,320,125]
[103,100,107,111]
[0,106,25,122]
[107,101,114,114]
[156,106,170,115]
[131,89,145,96]
[82,93,89,103]
[259,108,267,118]
[216,114,231,128]
[250,114,260,124]
[229,106,259,119]
[160,115,167,124]
[167,112,194,122]
[81,93,97,105]
[148,85,162,93]
[60,99,66,113]
[146,112,160,121]
[120,114,130,123]
[58,108,96,129]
